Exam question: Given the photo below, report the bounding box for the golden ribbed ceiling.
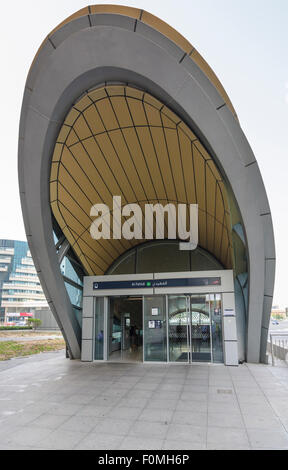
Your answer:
[50,85,232,275]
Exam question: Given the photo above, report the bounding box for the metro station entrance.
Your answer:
[85,270,238,366]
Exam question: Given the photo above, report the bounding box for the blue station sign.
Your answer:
[93,277,221,290]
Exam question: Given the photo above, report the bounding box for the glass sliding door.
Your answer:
[210,294,223,363]
[168,295,189,362]
[190,295,211,362]
[167,293,223,363]
[144,296,167,362]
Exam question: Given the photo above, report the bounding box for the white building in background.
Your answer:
[0,240,57,327]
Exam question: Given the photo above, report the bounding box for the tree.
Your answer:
[27,318,42,330]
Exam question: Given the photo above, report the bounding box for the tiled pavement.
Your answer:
[0,350,288,450]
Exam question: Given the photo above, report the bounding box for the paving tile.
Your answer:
[184,378,209,386]
[239,402,276,416]
[146,399,178,410]
[243,413,284,430]
[36,429,88,450]
[129,420,169,439]
[236,395,268,405]
[181,392,208,402]
[47,403,84,416]
[100,388,128,399]
[208,412,244,428]
[117,397,148,409]
[59,415,100,433]
[119,436,164,450]
[91,417,133,436]
[157,383,183,392]
[132,382,159,391]
[76,405,111,417]
[166,423,207,445]
[247,429,288,450]
[107,406,142,420]
[43,393,70,403]
[75,432,124,450]
[182,384,208,393]
[0,411,44,428]
[138,408,174,424]
[172,411,207,427]
[3,425,52,447]
[0,444,37,450]
[152,390,181,400]
[206,443,251,450]
[207,426,250,448]
[208,402,240,414]
[176,400,208,413]
[162,440,206,450]
[92,395,121,407]
[29,413,70,429]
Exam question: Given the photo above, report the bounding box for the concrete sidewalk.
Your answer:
[0,351,288,450]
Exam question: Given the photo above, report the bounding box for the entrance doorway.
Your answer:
[108,297,143,362]
[168,294,223,363]
[93,293,224,364]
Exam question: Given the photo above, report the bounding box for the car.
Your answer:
[271,320,279,325]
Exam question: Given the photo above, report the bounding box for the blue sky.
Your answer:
[1,0,287,307]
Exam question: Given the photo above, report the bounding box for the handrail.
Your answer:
[269,333,288,366]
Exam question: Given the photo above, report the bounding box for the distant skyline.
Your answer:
[1,0,287,307]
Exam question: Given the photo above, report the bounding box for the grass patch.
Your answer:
[0,330,62,338]
[0,339,65,361]
[0,326,32,331]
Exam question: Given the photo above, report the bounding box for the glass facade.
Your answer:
[107,241,223,275]
[61,256,83,326]
[94,293,224,363]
